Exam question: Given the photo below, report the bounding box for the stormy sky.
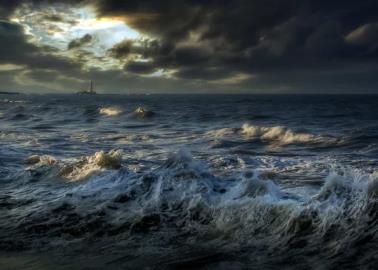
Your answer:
[0,0,377,94]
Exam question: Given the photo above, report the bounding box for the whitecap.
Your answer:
[99,107,122,116]
[25,149,123,182]
[207,123,342,146]
[241,123,333,145]
[205,127,238,138]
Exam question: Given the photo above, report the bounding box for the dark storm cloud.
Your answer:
[0,0,23,19]
[107,39,134,58]
[0,20,36,62]
[107,39,164,60]
[0,0,88,19]
[67,34,92,50]
[0,18,84,92]
[170,47,211,66]
[0,0,378,92]
[124,61,157,74]
[174,67,232,80]
[98,0,378,90]
[0,20,80,71]
[95,0,205,42]
[42,14,65,22]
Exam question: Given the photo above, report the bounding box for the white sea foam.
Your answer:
[99,107,122,116]
[207,123,341,146]
[15,149,378,260]
[241,123,337,145]
[315,168,378,201]
[25,154,56,165]
[25,149,123,181]
[205,127,238,138]
[226,171,281,200]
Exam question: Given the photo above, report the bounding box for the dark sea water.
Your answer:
[0,94,377,269]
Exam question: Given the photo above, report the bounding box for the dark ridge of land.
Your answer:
[0,91,20,95]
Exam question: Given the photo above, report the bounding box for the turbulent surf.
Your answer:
[0,94,377,269]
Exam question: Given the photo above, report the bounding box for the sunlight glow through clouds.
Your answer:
[12,4,144,70]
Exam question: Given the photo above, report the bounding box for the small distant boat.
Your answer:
[76,81,96,95]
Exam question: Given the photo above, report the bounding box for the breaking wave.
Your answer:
[207,123,342,146]
[206,127,238,138]
[241,123,337,145]
[2,149,375,261]
[25,149,123,182]
[1,93,377,268]
[99,106,122,116]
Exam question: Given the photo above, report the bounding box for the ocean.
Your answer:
[0,94,377,269]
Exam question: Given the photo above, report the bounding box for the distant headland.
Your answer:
[0,91,20,95]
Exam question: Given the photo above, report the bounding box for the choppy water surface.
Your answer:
[0,94,377,269]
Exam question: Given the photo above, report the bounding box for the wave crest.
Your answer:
[316,168,378,201]
[11,150,378,263]
[161,148,209,179]
[25,149,123,181]
[205,127,238,138]
[241,123,339,145]
[99,107,122,116]
[207,123,342,146]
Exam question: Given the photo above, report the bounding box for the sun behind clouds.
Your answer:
[11,4,145,70]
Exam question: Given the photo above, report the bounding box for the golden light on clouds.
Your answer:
[210,73,256,85]
[11,4,146,70]
[0,64,25,71]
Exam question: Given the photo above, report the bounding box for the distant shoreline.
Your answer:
[12,92,378,96]
[2,91,378,96]
[0,91,20,95]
